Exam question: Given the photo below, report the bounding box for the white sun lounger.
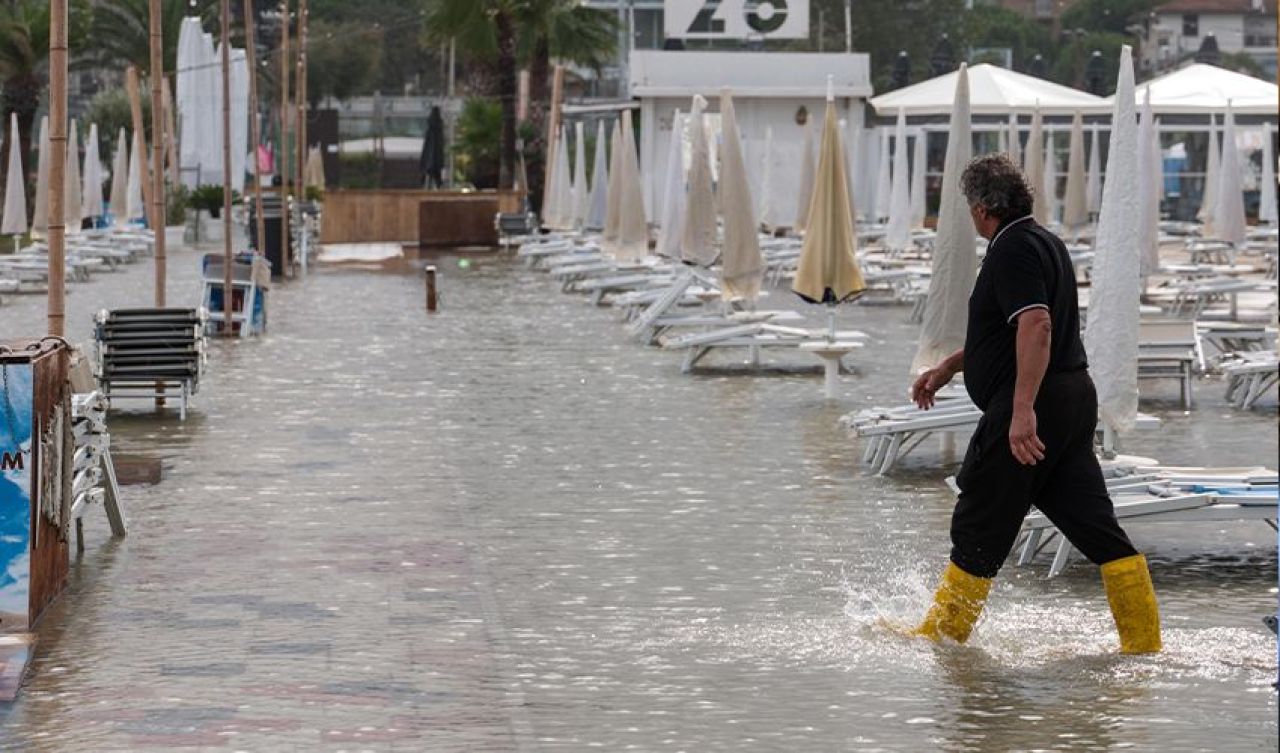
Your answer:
[1222,353,1279,409]
[659,322,868,373]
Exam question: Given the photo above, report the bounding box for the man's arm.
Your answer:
[910,348,964,409]
[1009,307,1051,465]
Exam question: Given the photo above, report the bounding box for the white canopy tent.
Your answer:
[869,63,1106,117]
[1099,63,1279,117]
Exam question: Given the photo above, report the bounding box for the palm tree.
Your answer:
[424,0,518,188]
[87,0,217,73]
[0,0,90,192]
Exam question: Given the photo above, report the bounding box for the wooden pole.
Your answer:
[221,0,233,334]
[425,265,438,312]
[242,0,266,253]
[48,0,67,336]
[125,68,154,234]
[279,0,291,275]
[149,0,166,308]
[294,0,307,245]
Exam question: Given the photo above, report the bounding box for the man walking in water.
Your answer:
[908,154,1161,654]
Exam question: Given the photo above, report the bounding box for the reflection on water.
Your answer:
[0,247,1273,750]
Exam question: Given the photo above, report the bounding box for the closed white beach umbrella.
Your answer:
[176,16,203,187]
[793,83,865,305]
[126,129,146,222]
[229,47,248,194]
[793,117,816,232]
[855,126,876,221]
[874,127,892,221]
[1,114,26,237]
[549,124,574,230]
[1198,121,1219,231]
[909,129,926,230]
[1086,121,1102,216]
[1062,112,1088,231]
[305,146,325,189]
[64,120,82,235]
[1136,90,1160,276]
[883,109,912,251]
[601,117,623,251]
[758,125,775,229]
[1042,131,1058,224]
[1260,123,1277,226]
[655,109,685,259]
[31,116,49,236]
[109,128,128,223]
[572,121,588,227]
[615,112,649,261]
[912,63,976,374]
[718,89,763,301]
[680,95,718,267]
[585,120,609,231]
[1083,45,1142,436]
[1213,102,1246,248]
[1024,106,1046,224]
[83,123,105,220]
[1006,112,1020,166]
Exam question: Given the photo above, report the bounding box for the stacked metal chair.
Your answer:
[93,308,208,420]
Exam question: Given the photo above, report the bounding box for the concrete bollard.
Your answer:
[425,265,438,312]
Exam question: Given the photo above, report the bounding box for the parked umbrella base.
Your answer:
[798,341,862,399]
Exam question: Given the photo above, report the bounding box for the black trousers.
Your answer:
[951,370,1138,579]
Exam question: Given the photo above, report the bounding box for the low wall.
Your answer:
[321,189,522,245]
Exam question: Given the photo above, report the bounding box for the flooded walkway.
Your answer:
[0,245,1274,750]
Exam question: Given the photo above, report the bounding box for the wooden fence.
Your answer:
[320,189,523,245]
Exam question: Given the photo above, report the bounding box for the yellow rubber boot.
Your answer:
[1100,553,1162,654]
[915,562,993,644]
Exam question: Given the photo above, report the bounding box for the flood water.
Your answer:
[0,244,1274,751]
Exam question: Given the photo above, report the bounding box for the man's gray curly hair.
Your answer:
[960,154,1035,222]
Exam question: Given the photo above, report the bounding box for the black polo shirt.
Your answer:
[963,216,1088,411]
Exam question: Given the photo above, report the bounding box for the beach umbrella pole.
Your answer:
[150,0,166,307]
[48,0,67,336]
[220,0,233,334]
[279,0,290,275]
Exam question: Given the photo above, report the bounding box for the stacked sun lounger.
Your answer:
[69,390,126,549]
[93,308,208,420]
[1221,352,1279,410]
[1014,464,1278,577]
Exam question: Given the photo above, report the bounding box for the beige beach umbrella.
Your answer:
[1062,113,1088,232]
[584,120,608,230]
[305,146,326,190]
[109,128,128,223]
[793,117,817,232]
[1083,45,1142,437]
[1086,121,1102,216]
[614,111,649,260]
[793,83,865,306]
[912,63,975,374]
[31,116,49,236]
[883,109,912,251]
[126,129,145,222]
[1136,90,1160,276]
[601,117,624,252]
[909,128,926,230]
[1198,121,1219,231]
[572,121,589,227]
[64,119,82,235]
[1024,106,1046,223]
[655,109,685,259]
[1213,101,1247,248]
[680,95,717,266]
[2,114,27,238]
[718,89,763,301]
[83,123,105,220]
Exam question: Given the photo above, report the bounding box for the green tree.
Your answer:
[0,0,92,192]
[1050,31,1128,92]
[1060,0,1158,35]
[87,0,216,73]
[960,4,1053,74]
[452,96,500,188]
[305,19,384,104]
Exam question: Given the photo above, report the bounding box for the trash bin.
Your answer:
[249,193,291,279]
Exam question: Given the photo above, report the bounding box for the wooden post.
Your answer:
[295,0,307,204]
[220,0,233,335]
[279,0,291,276]
[149,0,166,308]
[48,0,68,337]
[425,265,438,312]
[242,0,266,254]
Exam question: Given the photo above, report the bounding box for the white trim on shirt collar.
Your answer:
[989,215,1034,249]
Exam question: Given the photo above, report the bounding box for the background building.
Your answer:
[1139,0,1278,77]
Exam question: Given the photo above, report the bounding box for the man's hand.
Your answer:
[1008,405,1046,465]
[911,366,954,410]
